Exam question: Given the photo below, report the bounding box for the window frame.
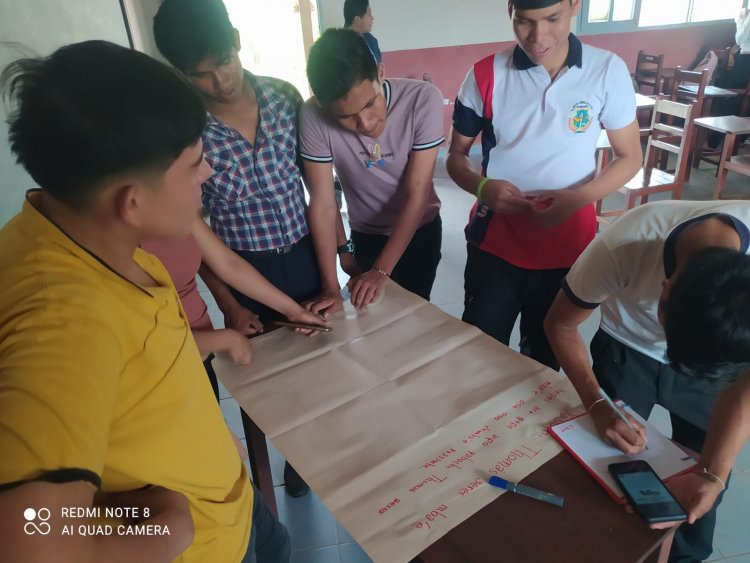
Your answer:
[577,0,742,35]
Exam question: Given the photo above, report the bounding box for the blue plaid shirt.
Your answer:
[201,73,309,252]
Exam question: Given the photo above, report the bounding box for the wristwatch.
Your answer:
[337,239,355,255]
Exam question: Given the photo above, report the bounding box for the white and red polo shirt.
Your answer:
[453,34,635,269]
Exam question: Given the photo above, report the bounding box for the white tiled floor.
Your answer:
[209,151,750,563]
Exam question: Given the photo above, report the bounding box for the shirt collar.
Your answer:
[23,190,157,296]
[663,213,750,278]
[205,71,277,137]
[512,33,583,71]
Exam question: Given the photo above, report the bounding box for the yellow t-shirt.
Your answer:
[0,192,252,562]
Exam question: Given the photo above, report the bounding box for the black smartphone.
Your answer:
[608,460,687,523]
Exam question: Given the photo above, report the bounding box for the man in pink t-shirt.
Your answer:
[299,29,445,313]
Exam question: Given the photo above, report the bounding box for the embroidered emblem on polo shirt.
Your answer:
[365,143,386,168]
[568,101,593,134]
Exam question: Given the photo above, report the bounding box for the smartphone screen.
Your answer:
[609,461,687,523]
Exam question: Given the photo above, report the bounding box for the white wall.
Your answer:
[122,0,165,60]
[317,0,516,52]
[0,0,129,227]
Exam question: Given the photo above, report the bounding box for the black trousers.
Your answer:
[350,215,442,301]
[231,235,322,322]
[591,330,726,563]
[462,244,568,370]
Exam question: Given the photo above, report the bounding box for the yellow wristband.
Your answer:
[475,176,490,202]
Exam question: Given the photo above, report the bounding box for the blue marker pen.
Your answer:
[488,476,564,507]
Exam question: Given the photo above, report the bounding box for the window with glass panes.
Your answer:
[580,0,745,33]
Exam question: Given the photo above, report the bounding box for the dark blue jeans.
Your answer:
[231,235,322,321]
[241,483,291,563]
[351,215,442,301]
[590,330,726,563]
[462,244,568,370]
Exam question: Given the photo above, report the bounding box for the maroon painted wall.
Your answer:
[382,21,736,143]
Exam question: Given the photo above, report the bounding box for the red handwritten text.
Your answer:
[505,415,525,430]
[412,504,449,530]
[462,424,492,444]
[532,381,553,395]
[422,448,457,470]
[488,445,544,475]
[458,478,484,497]
[445,450,478,470]
[377,497,400,516]
[409,474,447,493]
[482,433,500,447]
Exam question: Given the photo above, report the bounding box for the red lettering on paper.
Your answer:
[412,504,449,530]
[421,448,457,470]
[408,474,448,493]
[445,450,478,470]
[377,497,400,516]
[488,444,544,475]
[458,478,484,497]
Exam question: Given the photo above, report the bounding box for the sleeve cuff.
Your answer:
[0,468,101,492]
[412,138,445,151]
[561,278,600,310]
[300,152,333,163]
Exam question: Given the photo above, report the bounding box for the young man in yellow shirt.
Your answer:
[0,41,288,562]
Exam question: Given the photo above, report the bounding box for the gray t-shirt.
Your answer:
[300,79,445,235]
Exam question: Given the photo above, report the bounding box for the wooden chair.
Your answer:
[598,99,694,217]
[669,67,709,112]
[668,67,709,179]
[633,51,664,95]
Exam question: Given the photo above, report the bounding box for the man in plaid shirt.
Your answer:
[155,0,321,499]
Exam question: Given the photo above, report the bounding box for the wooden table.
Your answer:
[221,284,677,561]
[416,450,674,563]
[636,92,656,109]
[679,83,739,118]
[694,115,750,198]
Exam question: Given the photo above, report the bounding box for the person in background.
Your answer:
[706,7,750,148]
[544,200,750,562]
[733,7,750,86]
[344,0,382,65]
[0,40,289,563]
[447,0,641,370]
[154,0,323,498]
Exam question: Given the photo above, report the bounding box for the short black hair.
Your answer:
[664,247,750,385]
[1,40,206,210]
[307,28,378,107]
[344,0,370,27]
[154,0,235,73]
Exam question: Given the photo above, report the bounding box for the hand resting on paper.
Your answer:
[347,269,388,309]
[649,471,723,530]
[589,400,648,454]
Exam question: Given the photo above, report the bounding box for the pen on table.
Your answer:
[488,476,564,507]
[271,320,333,332]
[597,387,648,448]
